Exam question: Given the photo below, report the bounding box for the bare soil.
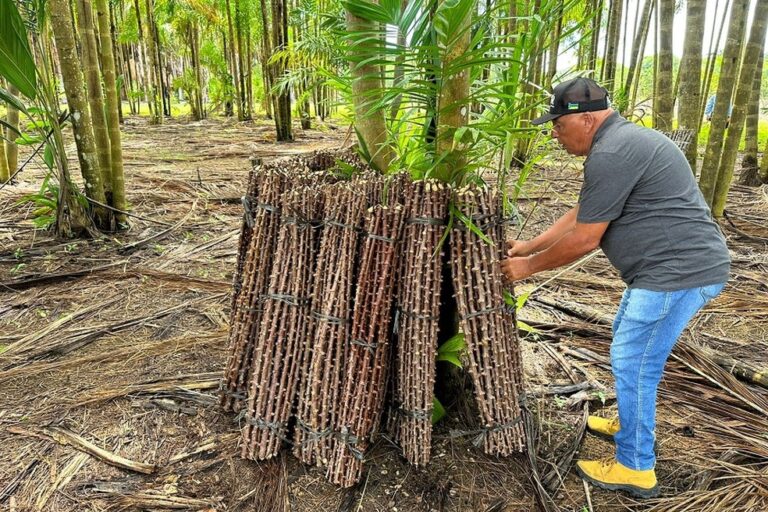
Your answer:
[1,116,766,512]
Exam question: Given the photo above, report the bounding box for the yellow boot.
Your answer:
[587,416,620,440]
[576,458,659,498]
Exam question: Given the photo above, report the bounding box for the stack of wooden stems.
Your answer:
[393,180,450,466]
[294,184,367,466]
[220,168,287,412]
[242,188,324,460]
[326,205,405,486]
[450,186,525,455]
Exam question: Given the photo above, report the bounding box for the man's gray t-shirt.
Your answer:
[577,112,730,291]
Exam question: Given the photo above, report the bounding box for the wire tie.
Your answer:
[311,311,349,325]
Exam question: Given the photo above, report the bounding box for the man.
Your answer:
[500,77,730,499]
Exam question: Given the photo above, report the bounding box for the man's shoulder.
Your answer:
[593,121,670,155]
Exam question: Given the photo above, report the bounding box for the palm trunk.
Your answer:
[738,51,764,186]
[435,0,472,183]
[246,24,254,118]
[653,0,674,130]
[677,0,706,168]
[49,0,108,227]
[144,0,163,124]
[272,0,293,140]
[4,84,20,178]
[390,0,409,118]
[345,1,392,170]
[588,0,602,72]
[545,1,562,89]
[235,0,249,120]
[258,0,274,119]
[710,0,768,216]
[622,0,653,115]
[698,0,749,207]
[95,0,128,225]
[225,0,242,120]
[699,0,729,122]
[602,0,622,89]
[0,120,9,183]
[75,0,113,196]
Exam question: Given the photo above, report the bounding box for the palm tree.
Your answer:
[95,0,128,225]
[144,0,163,124]
[601,0,622,90]
[710,0,768,216]
[4,84,20,178]
[345,0,393,171]
[738,50,764,186]
[75,0,113,192]
[676,0,705,168]
[49,0,109,227]
[653,0,674,130]
[698,0,750,207]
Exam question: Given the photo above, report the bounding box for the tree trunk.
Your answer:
[225,0,242,120]
[345,1,393,170]
[95,0,128,226]
[258,0,274,120]
[75,0,113,196]
[738,51,764,186]
[653,0,674,130]
[710,0,768,216]
[699,0,729,122]
[435,0,472,183]
[621,0,653,115]
[144,0,163,124]
[602,0,622,89]
[0,116,9,182]
[698,0,749,207]
[588,0,602,72]
[110,3,125,123]
[546,1,562,89]
[246,23,254,119]
[271,0,293,141]
[49,0,109,227]
[159,36,171,117]
[677,0,706,168]
[390,0,409,118]
[235,0,249,120]
[3,84,20,179]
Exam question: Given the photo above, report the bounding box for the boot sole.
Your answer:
[575,465,660,499]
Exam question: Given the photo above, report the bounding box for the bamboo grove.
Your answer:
[0,0,766,234]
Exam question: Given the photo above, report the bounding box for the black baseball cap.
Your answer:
[531,77,610,125]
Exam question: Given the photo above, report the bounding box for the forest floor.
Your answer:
[1,115,767,512]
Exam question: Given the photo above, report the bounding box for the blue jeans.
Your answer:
[611,283,725,470]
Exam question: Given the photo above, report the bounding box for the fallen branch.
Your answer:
[8,426,157,474]
[167,433,238,465]
[0,261,130,292]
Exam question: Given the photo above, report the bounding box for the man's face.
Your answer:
[551,113,591,156]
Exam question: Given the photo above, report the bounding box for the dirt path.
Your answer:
[1,117,767,511]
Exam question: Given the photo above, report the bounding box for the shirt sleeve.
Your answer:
[577,151,642,223]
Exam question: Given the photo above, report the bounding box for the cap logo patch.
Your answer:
[568,102,580,110]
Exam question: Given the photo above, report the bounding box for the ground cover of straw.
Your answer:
[1,116,766,511]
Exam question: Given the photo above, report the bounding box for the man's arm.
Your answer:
[501,220,609,281]
[507,206,579,257]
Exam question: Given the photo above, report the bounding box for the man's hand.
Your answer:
[500,256,533,282]
[506,239,534,258]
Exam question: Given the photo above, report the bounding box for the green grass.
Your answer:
[696,118,768,152]
[633,115,768,152]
